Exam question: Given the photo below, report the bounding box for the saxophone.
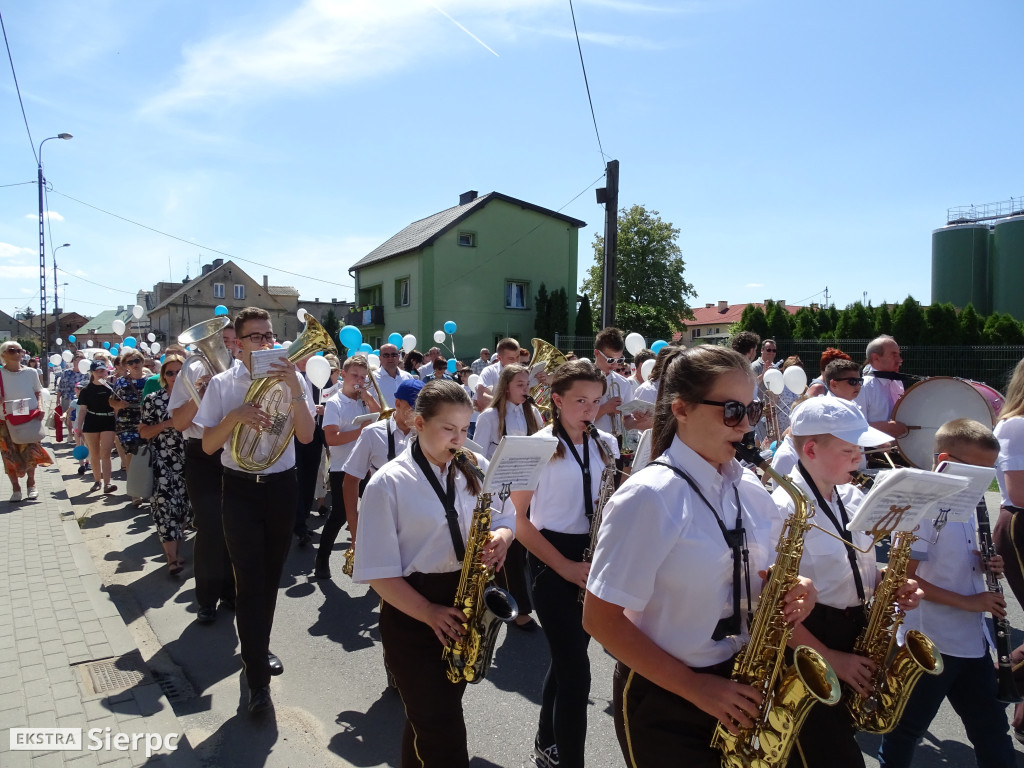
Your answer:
[442,449,519,684]
[712,434,842,768]
[846,528,943,732]
[580,422,617,603]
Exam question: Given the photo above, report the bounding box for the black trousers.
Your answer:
[530,530,591,768]
[993,505,1024,729]
[497,540,532,615]
[185,439,234,610]
[612,658,733,768]
[293,430,324,536]
[788,603,867,768]
[380,571,468,768]
[221,469,295,690]
[317,471,348,565]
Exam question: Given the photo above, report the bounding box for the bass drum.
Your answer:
[891,377,997,469]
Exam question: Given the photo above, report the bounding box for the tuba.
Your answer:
[230,315,337,472]
[527,338,568,417]
[177,317,233,406]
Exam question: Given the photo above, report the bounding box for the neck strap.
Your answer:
[411,439,464,562]
[556,421,593,521]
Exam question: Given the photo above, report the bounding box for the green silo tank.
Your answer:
[931,224,989,314]
[991,216,1024,321]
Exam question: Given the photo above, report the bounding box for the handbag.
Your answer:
[0,369,46,445]
[127,444,155,498]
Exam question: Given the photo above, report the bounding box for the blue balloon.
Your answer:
[214,305,229,317]
[111,345,120,354]
[315,350,324,356]
[372,349,380,357]
[160,354,165,364]
[359,343,372,354]
[123,337,137,348]
[443,320,457,335]
[388,332,403,347]
[102,341,111,349]
[274,343,283,349]
[446,358,457,374]
[339,324,362,350]
[346,348,354,358]
[72,445,89,460]
[68,335,76,343]
[651,340,668,354]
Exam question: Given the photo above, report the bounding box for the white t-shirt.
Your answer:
[856,374,904,423]
[0,367,43,419]
[353,444,515,580]
[770,435,799,479]
[995,417,1024,508]
[587,435,782,668]
[900,514,990,658]
[772,473,876,610]
[373,367,412,408]
[341,417,410,479]
[478,361,503,394]
[594,370,635,434]
[633,379,657,405]
[167,360,248,440]
[194,362,315,474]
[529,424,619,535]
[323,390,369,472]
[473,401,543,459]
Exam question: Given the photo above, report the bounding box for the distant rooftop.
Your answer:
[947,196,1024,225]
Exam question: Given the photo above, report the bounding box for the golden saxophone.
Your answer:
[580,422,617,603]
[442,449,518,684]
[712,434,841,768]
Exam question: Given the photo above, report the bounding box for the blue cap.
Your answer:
[89,360,108,372]
[395,378,424,407]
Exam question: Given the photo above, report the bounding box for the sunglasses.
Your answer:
[4,348,24,355]
[126,360,144,366]
[833,377,864,386]
[700,399,765,427]
[381,352,400,358]
[165,370,180,377]
[763,347,777,352]
[598,350,625,365]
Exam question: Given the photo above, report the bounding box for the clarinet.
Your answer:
[975,498,1023,704]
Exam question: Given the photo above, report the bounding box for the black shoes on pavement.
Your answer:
[196,606,217,624]
[268,652,284,676]
[248,686,272,715]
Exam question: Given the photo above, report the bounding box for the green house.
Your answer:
[347,190,585,358]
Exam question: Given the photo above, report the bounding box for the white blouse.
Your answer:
[323,390,369,471]
[995,417,1024,508]
[473,401,544,459]
[341,416,410,479]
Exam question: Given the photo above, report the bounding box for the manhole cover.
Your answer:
[77,651,153,696]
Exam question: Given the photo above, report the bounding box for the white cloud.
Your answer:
[537,27,666,50]
[745,282,764,288]
[0,242,34,260]
[0,266,42,279]
[24,211,64,222]
[580,0,720,12]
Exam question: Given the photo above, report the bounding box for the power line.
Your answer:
[56,266,136,296]
[0,10,37,165]
[0,180,35,189]
[568,0,606,163]
[48,187,354,290]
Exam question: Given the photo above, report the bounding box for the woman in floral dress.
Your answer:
[139,356,190,576]
[111,350,149,472]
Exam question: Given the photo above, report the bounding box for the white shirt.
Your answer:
[478,361,503,393]
[473,401,543,459]
[373,366,412,408]
[772,473,876,610]
[341,417,410,479]
[587,435,782,668]
[0,367,42,419]
[633,379,657,405]
[995,417,1024,508]
[353,444,515,580]
[856,374,904,423]
[167,360,247,440]
[529,424,619,535]
[594,370,635,434]
[900,515,991,658]
[770,435,799,479]
[323,390,369,471]
[418,362,434,381]
[194,362,314,474]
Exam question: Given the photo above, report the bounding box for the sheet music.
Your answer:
[618,399,654,417]
[483,435,558,494]
[845,467,969,534]
[249,348,290,379]
[932,461,997,525]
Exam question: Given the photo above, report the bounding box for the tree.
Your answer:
[321,308,340,340]
[792,307,818,339]
[817,306,838,339]
[835,302,875,339]
[984,313,1024,345]
[959,304,983,345]
[874,303,892,336]
[581,204,696,338]
[738,303,770,339]
[534,283,552,339]
[17,337,38,356]
[892,296,926,345]
[924,302,961,344]
[765,300,793,340]
[575,294,595,336]
[549,288,570,337]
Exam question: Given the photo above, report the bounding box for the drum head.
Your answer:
[891,377,996,469]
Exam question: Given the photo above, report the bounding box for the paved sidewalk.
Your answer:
[0,449,198,767]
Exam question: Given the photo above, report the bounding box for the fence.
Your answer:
[552,334,1024,392]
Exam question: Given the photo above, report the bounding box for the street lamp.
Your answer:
[53,243,70,348]
[38,132,72,384]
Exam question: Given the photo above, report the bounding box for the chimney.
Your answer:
[777,300,786,308]
[201,264,211,275]
[117,305,124,313]
[705,303,714,309]
[331,298,336,303]
[263,275,269,290]
[717,300,728,313]
[314,298,319,303]
[459,190,478,205]
[213,258,224,268]
[810,303,819,311]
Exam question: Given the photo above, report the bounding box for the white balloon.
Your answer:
[281,340,292,349]
[132,305,144,319]
[297,308,308,322]
[151,342,160,355]
[467,374,480,390]
[783,366,808,395]
[112,319,126,336]
[640,358,656,382]
[86,340,94,347]
[147,333,156,342]
[433,330,446,344]
[367,353,380,370]
[625,332,646,356]
[77,358,91,374]
[61,350,73,362]
[49,354,61,365]
[763,368,785,396]
[39,389,51,408]
[402,334,417,353]
[305,355,333,389]
[139,342,150,352]
[55,337,63,346]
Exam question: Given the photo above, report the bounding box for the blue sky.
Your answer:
[2,0,1022,326]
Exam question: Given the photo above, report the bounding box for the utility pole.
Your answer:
[596,159,619,330]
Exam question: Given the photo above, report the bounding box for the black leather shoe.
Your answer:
[313,557,331,580]
[297,533,311,547]
[196,606,217,624]
[220,597,235,611]
[268,652,284,676]
[248,686,272,715]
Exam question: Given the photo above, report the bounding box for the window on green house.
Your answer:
[506,280,528,310]
[458,232,475,247]
[395,278,410,307]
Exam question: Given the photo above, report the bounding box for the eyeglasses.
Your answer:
[381,352,400,358]
[165,370,180,377]
[4,348,24,355]
[833,377,864,386]
[763,347,777,352]
[127,360,144,366]
[699,399,765,427]
[241,332,277,344]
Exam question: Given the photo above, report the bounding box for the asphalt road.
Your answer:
[55,442,1024,767]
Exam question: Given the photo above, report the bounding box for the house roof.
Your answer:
[268,285,298,296]
[672,302,803,342]
[349,192,587,272]
[148,260,296,313]
[72,308,134,336]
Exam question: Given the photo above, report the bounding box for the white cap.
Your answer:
[790,397,891,447]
